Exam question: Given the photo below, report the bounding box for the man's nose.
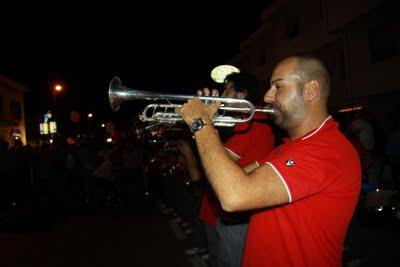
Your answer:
[264,88,275,103]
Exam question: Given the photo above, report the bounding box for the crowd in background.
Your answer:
[0,107,399,262]
[338,109,400,191]
[0,128,147,230]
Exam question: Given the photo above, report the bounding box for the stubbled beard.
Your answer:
[265,102,285,128]
[266,83,306,130]
[267,98,304,131]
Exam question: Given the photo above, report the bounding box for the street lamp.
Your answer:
[53,84,63,106]
[50,83,63,137]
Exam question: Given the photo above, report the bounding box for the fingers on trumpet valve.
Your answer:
[196,88,220,105]
[211,89,219,97]
[197,88,219,97]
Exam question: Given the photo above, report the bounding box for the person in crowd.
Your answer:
[349,110,375,152]
[385,112,400,189]
[77,138,98,205]
[0,138,10,219]
[177,55,361,266]
[90,147,114,207]
[347,110,376,180]
[178,140,216,261]
[180,72,275,267]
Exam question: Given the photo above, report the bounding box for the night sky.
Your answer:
[1,1,270,122]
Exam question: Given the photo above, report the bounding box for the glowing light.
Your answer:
[49,139,53,144]
[211,65,240,83]
[106,138,112,143]
[101,124,105,128]
[88,113,93,118]
[54,84,63,92]
[49,121,57,134]
[40,122,49,135]
[377,206,383,212]
[338,106,363,113]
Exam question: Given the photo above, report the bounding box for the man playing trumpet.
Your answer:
[177,55,361,267]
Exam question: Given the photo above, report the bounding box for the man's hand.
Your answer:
[176,98,221,128]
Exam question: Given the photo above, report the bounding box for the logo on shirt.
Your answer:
[285,159,296,167]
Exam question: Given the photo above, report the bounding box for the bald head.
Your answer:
[265,55,330,137]
[280,56,331,100]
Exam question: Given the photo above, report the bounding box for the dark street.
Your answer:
[0,203,194,267]
[344,213,400,266]
[1,198,400,267]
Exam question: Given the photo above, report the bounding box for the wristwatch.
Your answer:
[191,118,210,132]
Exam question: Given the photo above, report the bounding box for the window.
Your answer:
[10,100,21,121]
[286,20,299,40]
[369,20,398,63]
[319,0,326,20]
[316,40,346,80]
[259,54,267,65]
[0,95,3,120]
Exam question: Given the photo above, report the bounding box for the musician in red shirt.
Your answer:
[177,55,361,266]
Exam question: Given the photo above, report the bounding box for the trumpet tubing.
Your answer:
[109,76,274,127]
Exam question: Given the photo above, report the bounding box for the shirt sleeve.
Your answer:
[261,143,341,203]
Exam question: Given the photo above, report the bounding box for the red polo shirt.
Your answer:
[242,116,361,267]
[198,113,275,225]
[225,113,275,168]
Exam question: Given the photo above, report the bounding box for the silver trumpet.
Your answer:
[109,76,274,127]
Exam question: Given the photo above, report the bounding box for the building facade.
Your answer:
[0,75,29,145]
[229,0,400,112]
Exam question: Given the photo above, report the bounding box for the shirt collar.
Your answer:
[301,115,332,140]
[283,115,333,143]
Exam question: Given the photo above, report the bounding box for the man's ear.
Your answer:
[303,80,319,101]
[237,89,248,99]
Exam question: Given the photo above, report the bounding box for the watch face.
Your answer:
[191,118,204,131]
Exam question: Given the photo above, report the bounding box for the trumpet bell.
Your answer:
[109,76,123,111]
[109,76,160,111]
